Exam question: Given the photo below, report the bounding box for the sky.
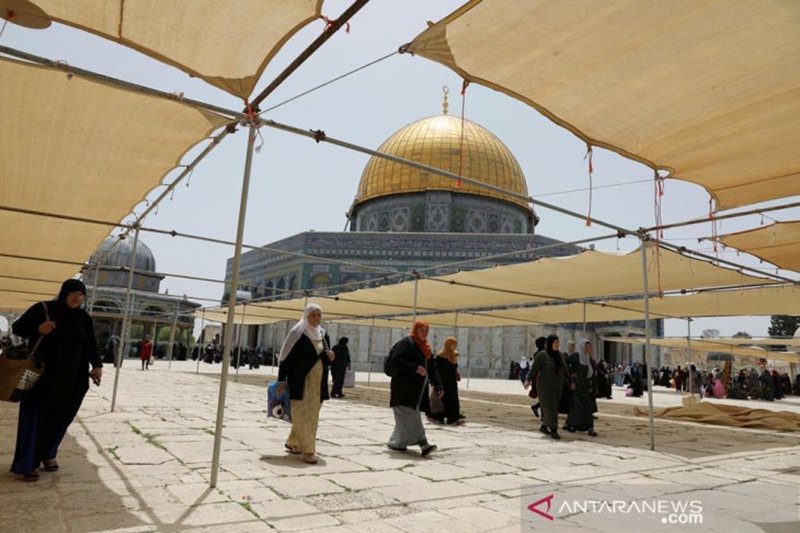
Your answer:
[2,0,797,338]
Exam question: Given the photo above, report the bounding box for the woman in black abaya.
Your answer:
[10,279,102,481]
[330,337,351,398]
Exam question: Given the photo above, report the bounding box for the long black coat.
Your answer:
[12,300,101,473]
[278,334,330,402]
[434,356,460,423]
[530,349,565,430]
[389,336,442,409]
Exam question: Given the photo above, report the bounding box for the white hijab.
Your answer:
[579,338,594,378]
[278,303,325,363]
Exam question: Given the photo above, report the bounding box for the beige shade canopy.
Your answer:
[201,243,773,325]
[407,0,800,211]
[0,0,323,98]
[719,221,800,274]
[0,57,229,312]
[330,284,800,329]
[604,337,800,363]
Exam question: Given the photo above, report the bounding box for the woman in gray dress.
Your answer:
[387,320,442,456]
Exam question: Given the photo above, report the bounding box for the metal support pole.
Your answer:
[235,303,247,382]
[640,240,656,452]
[196,309,205,374]
[412,275,419,322]
[686,318,692,394]
[582,302,587,335]
[367,318,374,385]
[110,227,140,412]
[167,301,179,370]
[87,260,101,313]
[271,324,277,375]
[210,123,257,488]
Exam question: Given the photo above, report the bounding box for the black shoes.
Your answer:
[588,429,598,437]
[550,430,561,440]
[387,444,407,452]
[531,404,540,418]
[421,444,438,457]
[563,425,576,433]
[539,425,551,435]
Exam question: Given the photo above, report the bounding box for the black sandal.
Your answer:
[42,459,59,472]
[23,470,39,482]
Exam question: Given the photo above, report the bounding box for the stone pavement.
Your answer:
[1,361,798,532]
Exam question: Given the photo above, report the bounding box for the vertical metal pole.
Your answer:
[87,260,101,313]
[582,302,587,335]
[110,227,140,412]
[640,240,656,451]
[210,123,257,488]
[367,318,374,385]
[412,275,419,322]
[235,303,247,382]
[167,300,179,370]
[271,323,278,375]
[196,309,205,374]
[686,318,692,394]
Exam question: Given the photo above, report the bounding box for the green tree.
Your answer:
[768,315,799,337]
[732,331,751,338]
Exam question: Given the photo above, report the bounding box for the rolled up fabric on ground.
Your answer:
[634,402,800,432]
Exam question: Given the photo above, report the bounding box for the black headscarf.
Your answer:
[535,336,546,351]
[336,337,349,347]
[56,278,87,317]
[545,334,562,371]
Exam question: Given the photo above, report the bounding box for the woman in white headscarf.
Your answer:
[277,304,334,464]
[563,338,598,436]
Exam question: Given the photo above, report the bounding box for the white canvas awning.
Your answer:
[1,0,323,98]
[407,0,800,210]
[0,57,229,311]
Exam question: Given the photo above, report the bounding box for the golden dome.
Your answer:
[355,115,530,209]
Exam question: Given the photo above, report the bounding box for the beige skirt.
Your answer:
[286,360,322,454]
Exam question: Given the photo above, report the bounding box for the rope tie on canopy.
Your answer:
[708,199,719,261]
[584,144,593,226]
[53,59,74,80]
[242,102,265,153]
[321,15,350,34]
[456,80,471,188]
[0,10,12,39]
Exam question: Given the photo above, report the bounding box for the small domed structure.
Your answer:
[82,237,199,364]
[85,237,164,293]
[89,237,157,272]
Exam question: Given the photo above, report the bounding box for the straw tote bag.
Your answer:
[0,302,48,402]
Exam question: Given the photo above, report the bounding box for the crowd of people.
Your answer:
[651,364,799,401]
[6,287,798,478]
